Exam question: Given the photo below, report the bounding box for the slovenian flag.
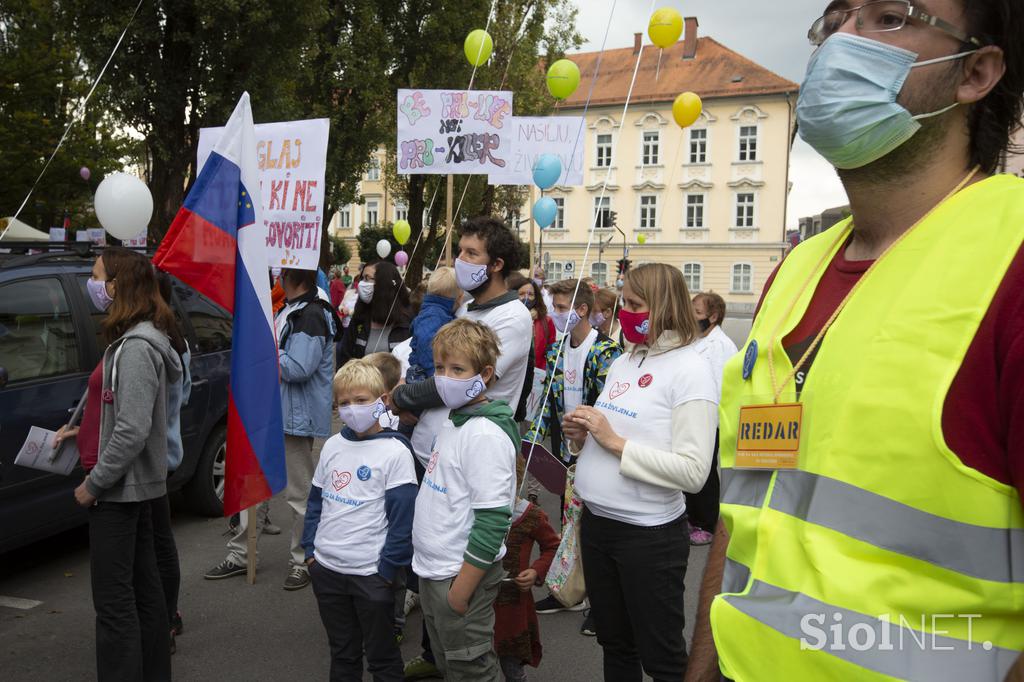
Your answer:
[154,92,286,516]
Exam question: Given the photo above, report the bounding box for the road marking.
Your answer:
[0,595,43,610]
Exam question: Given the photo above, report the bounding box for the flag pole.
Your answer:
[445,174,454,266]
[528,184,536,275]
[246,507,257,584]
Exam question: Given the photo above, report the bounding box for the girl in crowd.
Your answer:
[592,287,620,342]
[508,272,555,371]
[57,247,184,681]
[564,263,718,682]
[337,260,411,365]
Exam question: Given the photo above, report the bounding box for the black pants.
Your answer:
[89,500,171,682]
[310,561,403,682]
[684,432,720,533]
[580,505,689,682]
[149,494,180,623]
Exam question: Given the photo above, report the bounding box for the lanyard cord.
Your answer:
[767,166,980,403]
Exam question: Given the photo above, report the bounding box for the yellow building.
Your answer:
[535,20,798,313]
[328,151,409,239]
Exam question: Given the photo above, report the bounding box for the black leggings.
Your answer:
[150,494,180,624]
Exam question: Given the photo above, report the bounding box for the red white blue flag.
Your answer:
[154,92,285,516]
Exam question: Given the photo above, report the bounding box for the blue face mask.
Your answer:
[797,34,974,170]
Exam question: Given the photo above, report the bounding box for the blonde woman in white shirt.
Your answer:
[564,263,718,682]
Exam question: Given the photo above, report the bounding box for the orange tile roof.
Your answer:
[554,36,799,110]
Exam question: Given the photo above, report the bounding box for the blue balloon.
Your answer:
[532,154,562,190]
[533,196,557,228]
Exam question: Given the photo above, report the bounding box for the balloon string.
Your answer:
[498,1,539,92]
[518,0,658,503]
[465,0,499,93]
[0,0,145,242]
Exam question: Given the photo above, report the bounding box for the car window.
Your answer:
[171,281,232,353]
[0,277,81,383]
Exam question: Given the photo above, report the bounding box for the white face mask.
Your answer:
[358,281,374,303]
[338,398,386,434]
[435,373,486,409]
[454,257,490,293]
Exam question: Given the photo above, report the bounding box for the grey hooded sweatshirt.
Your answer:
[85,321,183,503]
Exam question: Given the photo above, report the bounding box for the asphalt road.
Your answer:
[0,458,710,681]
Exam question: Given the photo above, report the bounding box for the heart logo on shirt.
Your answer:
[609,381,630,399]
[638,373,653,388]
[332,470,352,491]
[426,452,439,474]
[565,369,578,385]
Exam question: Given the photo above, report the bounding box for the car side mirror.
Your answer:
[0,366,7,389]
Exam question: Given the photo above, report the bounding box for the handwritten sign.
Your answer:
[396,89,513,175]
[488,116,586,186]
[198,118,329,271]
[123,229,148,250]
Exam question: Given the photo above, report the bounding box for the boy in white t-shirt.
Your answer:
[302,359,417,681]
[412,319,519,682]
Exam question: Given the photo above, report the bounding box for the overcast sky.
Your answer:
[568,0,847,228]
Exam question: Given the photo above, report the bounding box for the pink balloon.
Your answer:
[80,166,91,180]
[395,250,409,267]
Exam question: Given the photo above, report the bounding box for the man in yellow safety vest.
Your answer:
[688,1,1024,680]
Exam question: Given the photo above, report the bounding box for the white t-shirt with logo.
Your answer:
[312,432,417,575]
[574,344,717,526]
[412,295,533,464]
[563,328,598,416]
[412,415,517,580]
[693,325,739,400]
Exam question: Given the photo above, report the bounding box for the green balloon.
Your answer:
[393,219,411,246]
[464,29,493,67]
[546,59,581,100]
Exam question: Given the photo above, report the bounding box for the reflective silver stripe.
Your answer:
[721,468,772,509]
[769,470,1024,584]
[721,557,751,594]
[723,581,1018,681]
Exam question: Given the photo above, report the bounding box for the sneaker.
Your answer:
[535,595,588,614]
[204,558,247,580]
[527,493,540,505]
[404,590,420,616]
[261,519,282,535]
[283,565,311,591]
[403,655,442,680]
[171,611,183,636]
[689,527,714,546]
[580,609,596,636]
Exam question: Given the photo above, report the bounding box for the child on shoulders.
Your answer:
[406,267,461,383]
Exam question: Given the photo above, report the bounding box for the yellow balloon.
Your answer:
[637,234,647,245]
[393,219,411,246]
[546,59,581,100]
[672,91,703,128]
[464,29,493,67]
[649,8,683,49]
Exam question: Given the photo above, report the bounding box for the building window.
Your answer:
[552,197,565,230]
[735,193,755,228]
[395,202,408,222]
[366,200,379,226]
[682,262,703,293]
[594,196,612,229]
[339,206,351,229]
[732,263,753,293]
[596,134,613,168]
[738,125,758,162]
[689,128,707,164]
[367,157,381,181]
[591,261,608,286]
[642,131,660,166]
[686,194,705,229]
[545,261,565,282]
[639,195,658,230]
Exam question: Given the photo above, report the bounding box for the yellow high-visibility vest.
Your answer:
[711,175,1024,681]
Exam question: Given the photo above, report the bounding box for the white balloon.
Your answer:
[376,239,392,259]
[94,173,154,240]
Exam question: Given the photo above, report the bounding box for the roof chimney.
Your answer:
[633,32,642,55]
[683,17,699,59]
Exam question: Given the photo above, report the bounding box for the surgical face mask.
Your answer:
[796,33,974,170]
[436,373,486,409]
[550,309,581,335]
[520,296,535,310]
[590,311,606,329]
[358,281,374,303]
[698,318,711,332]
[338,398,386,434]
[455,257,490,293]
[87,277,113,311]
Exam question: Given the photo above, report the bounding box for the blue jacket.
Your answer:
[407,293,456,381]
[276,290,338,438]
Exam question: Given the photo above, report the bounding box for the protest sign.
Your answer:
[396,89,513,176]
[198,118,329,271]
[123,229,148,250]
[488,116,586,186]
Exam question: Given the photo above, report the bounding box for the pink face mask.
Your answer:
[87,277,113,311]
[618,309,651,345]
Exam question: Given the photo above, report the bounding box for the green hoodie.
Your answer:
[450,399,520,451]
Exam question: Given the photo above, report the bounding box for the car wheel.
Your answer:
[183,424,225,517]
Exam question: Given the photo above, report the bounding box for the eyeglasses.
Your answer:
[808,1,983,47]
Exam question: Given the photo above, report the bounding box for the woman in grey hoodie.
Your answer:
[60,247,182,682]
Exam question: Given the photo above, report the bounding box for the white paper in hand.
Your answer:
[14,427,79,476]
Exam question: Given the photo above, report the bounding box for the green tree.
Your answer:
[355,222,402,265]
[327,234,353,267]
[0,0,133,231]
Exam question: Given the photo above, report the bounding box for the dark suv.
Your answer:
[0,246,231,553]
